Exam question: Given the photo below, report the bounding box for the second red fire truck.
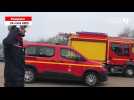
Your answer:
[69,32,134,77]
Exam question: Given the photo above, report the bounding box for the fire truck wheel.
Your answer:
[125,67,134,77]
[84,72,98,87]
[24,68,35,83]
[109,67,115,74]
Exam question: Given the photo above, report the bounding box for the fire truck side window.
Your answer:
[26,46,55,57]
[37,46,55,57]
[61,48,84,61]
[25,46,37,56]
[112,44,129,56]
[123,46,129,56]
[112,44,122,56]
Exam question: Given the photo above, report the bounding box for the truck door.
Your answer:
[58,48,86,76]
[109,43,130,65]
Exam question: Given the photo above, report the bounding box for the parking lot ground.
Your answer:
[0,62,4,87]
[25,75,134,87]
[0,62,134,87]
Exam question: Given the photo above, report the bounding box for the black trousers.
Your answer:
[4,82,24,87]
[4,46,25,87]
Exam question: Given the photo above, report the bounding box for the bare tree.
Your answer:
[118,27,131,37]
[118,27,134,38]
[36,38,46,43]
[45,33,71,45]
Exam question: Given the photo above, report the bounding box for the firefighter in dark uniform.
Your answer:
[3,25,27,87]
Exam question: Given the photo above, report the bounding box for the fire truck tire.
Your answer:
[84,71,98,87]
[24,67,36,83]
[124,67,134,77]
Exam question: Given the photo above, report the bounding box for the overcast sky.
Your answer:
[1,12,134,43]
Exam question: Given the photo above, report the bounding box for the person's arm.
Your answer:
[13,35,24,48]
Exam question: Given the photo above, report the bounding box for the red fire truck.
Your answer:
[69,32,134,77]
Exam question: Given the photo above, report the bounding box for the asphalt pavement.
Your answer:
[1,62,134,87]
[25,76,134,87]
